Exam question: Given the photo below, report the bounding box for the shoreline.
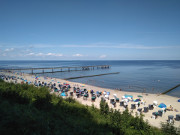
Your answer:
[1,71,180,128]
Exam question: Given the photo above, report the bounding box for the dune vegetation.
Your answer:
[0,79,179,135]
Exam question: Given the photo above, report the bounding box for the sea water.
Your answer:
[0,60,180,97]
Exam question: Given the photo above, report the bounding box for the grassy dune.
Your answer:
[0,79,179,135]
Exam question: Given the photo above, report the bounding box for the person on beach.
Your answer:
[138,101,140,107]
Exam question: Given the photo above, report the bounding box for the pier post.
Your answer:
[42,69,44,74]
[31,69,33,74]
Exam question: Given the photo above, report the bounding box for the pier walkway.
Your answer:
[1,65,110,74]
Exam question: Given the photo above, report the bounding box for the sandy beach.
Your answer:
[1,71,180,129]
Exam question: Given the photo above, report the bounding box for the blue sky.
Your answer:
[0,0,180,60]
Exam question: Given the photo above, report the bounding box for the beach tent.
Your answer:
[54,88,59,92]
[107,92,110,95]
[91,90,94,93]
[60,92,66,97]
[124,94,133,99]
[153,101,158,106]
[105,94,109,99]
[158,103,167,108]
[134,98,141,102]
[178,99,180,102]
[113,94,117,97]
[123,98,128,102]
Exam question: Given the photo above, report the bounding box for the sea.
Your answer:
[0,60,180,98]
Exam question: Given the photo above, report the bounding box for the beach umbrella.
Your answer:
[124,94,133,99]
[107,92,110,95]
[178,99,180,102]
[158,103,167,108]
[60,92,66,96]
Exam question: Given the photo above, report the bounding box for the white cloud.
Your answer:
[27,53,35,56]
[99,55,107,58]
[26,52,63,57]
[47,53,53,56]
[55,54,63,57]
[73,54,83,57]
[5,48,14,52]
[46,53,63,56]
[36,53,44,56]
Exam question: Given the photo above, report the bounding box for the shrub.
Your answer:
[0,81,177,135]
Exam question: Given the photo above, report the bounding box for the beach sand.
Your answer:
[1,71,180,128]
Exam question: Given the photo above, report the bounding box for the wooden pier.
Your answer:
[1,65,110,74]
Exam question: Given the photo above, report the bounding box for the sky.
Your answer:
[0,0,180,60]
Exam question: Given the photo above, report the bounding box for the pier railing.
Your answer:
[1,65,110,74]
